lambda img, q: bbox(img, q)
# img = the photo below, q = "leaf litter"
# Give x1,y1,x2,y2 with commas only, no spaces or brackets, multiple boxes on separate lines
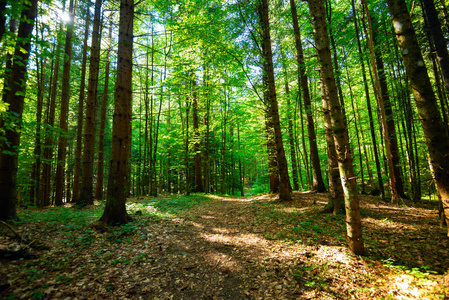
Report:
0,192,448,299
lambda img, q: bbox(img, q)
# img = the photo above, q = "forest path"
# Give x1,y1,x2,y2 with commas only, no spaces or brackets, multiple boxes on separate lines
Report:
1,192,448,299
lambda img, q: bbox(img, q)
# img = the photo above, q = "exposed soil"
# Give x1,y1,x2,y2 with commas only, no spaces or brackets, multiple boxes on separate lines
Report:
1,192,448,299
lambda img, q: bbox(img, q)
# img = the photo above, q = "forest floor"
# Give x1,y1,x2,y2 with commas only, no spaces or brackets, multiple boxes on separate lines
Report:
0,192,448,299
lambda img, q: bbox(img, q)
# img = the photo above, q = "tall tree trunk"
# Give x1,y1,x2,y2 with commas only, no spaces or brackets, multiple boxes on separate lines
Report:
266,113,280,193
192,77,204,192
79,0,102,205
0,0,37,220
362,0,406,201
308,0,365,255
282,60,300,191
100,0,134,225
258,0,291,201
29,21,46,205
221,88,227,194
2,18,18,109
319,70,344,214
185,97,191,195
95,18,112,200
41,43,59,207
72,9,90,203
290,0,325,192
204,67,210,193
55,0,75,206
343,52,365,194
386,0,449,233
422,0,449,98
352,0,384,200
325,0,347,125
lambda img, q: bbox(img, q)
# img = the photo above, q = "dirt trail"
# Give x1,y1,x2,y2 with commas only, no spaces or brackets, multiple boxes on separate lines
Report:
1,192,448,299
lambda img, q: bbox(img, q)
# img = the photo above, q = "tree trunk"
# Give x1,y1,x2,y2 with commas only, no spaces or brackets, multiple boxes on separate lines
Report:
386,0,449,233
95,18,112,200
308,0,365,255
282,60,300,191
204,67,210,193
362,0,406,201
422,0,449,98
343,49,365,194
266,113,280,194
352,0,384,200
29,22,46,205
192,78,204,192
258,0,291,201
0,0,37,221
319,70,344,215
290,0,325,193
79,0,102,205
100,0,134,225
72,9,90,203
55,0,75,206
325,0,347,125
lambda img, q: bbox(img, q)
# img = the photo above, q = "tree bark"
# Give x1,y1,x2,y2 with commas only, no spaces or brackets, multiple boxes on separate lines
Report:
72,9,90,203
351,0,384,200
0,0,37,220
100,0,134,225
362,0,406,201
29,21,45,205
290,0,325,193
192,78,204,192
282,59,300,191
258,0,291,201
422,0,449,98
95,18,112,200
319,69,344,214
79,0,102,205
55,0,75,206
308,0,365,255
386,0,449,233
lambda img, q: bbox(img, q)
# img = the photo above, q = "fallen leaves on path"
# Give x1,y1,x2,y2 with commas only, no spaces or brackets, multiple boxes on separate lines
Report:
0,192,448,299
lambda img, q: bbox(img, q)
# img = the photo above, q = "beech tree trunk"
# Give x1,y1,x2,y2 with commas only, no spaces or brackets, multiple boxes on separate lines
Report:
0,0,37,221
258,0,291,201
308,0,365,255
100,0,134,225
55,0,75,206
386,0,449,234
79,0,102,205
